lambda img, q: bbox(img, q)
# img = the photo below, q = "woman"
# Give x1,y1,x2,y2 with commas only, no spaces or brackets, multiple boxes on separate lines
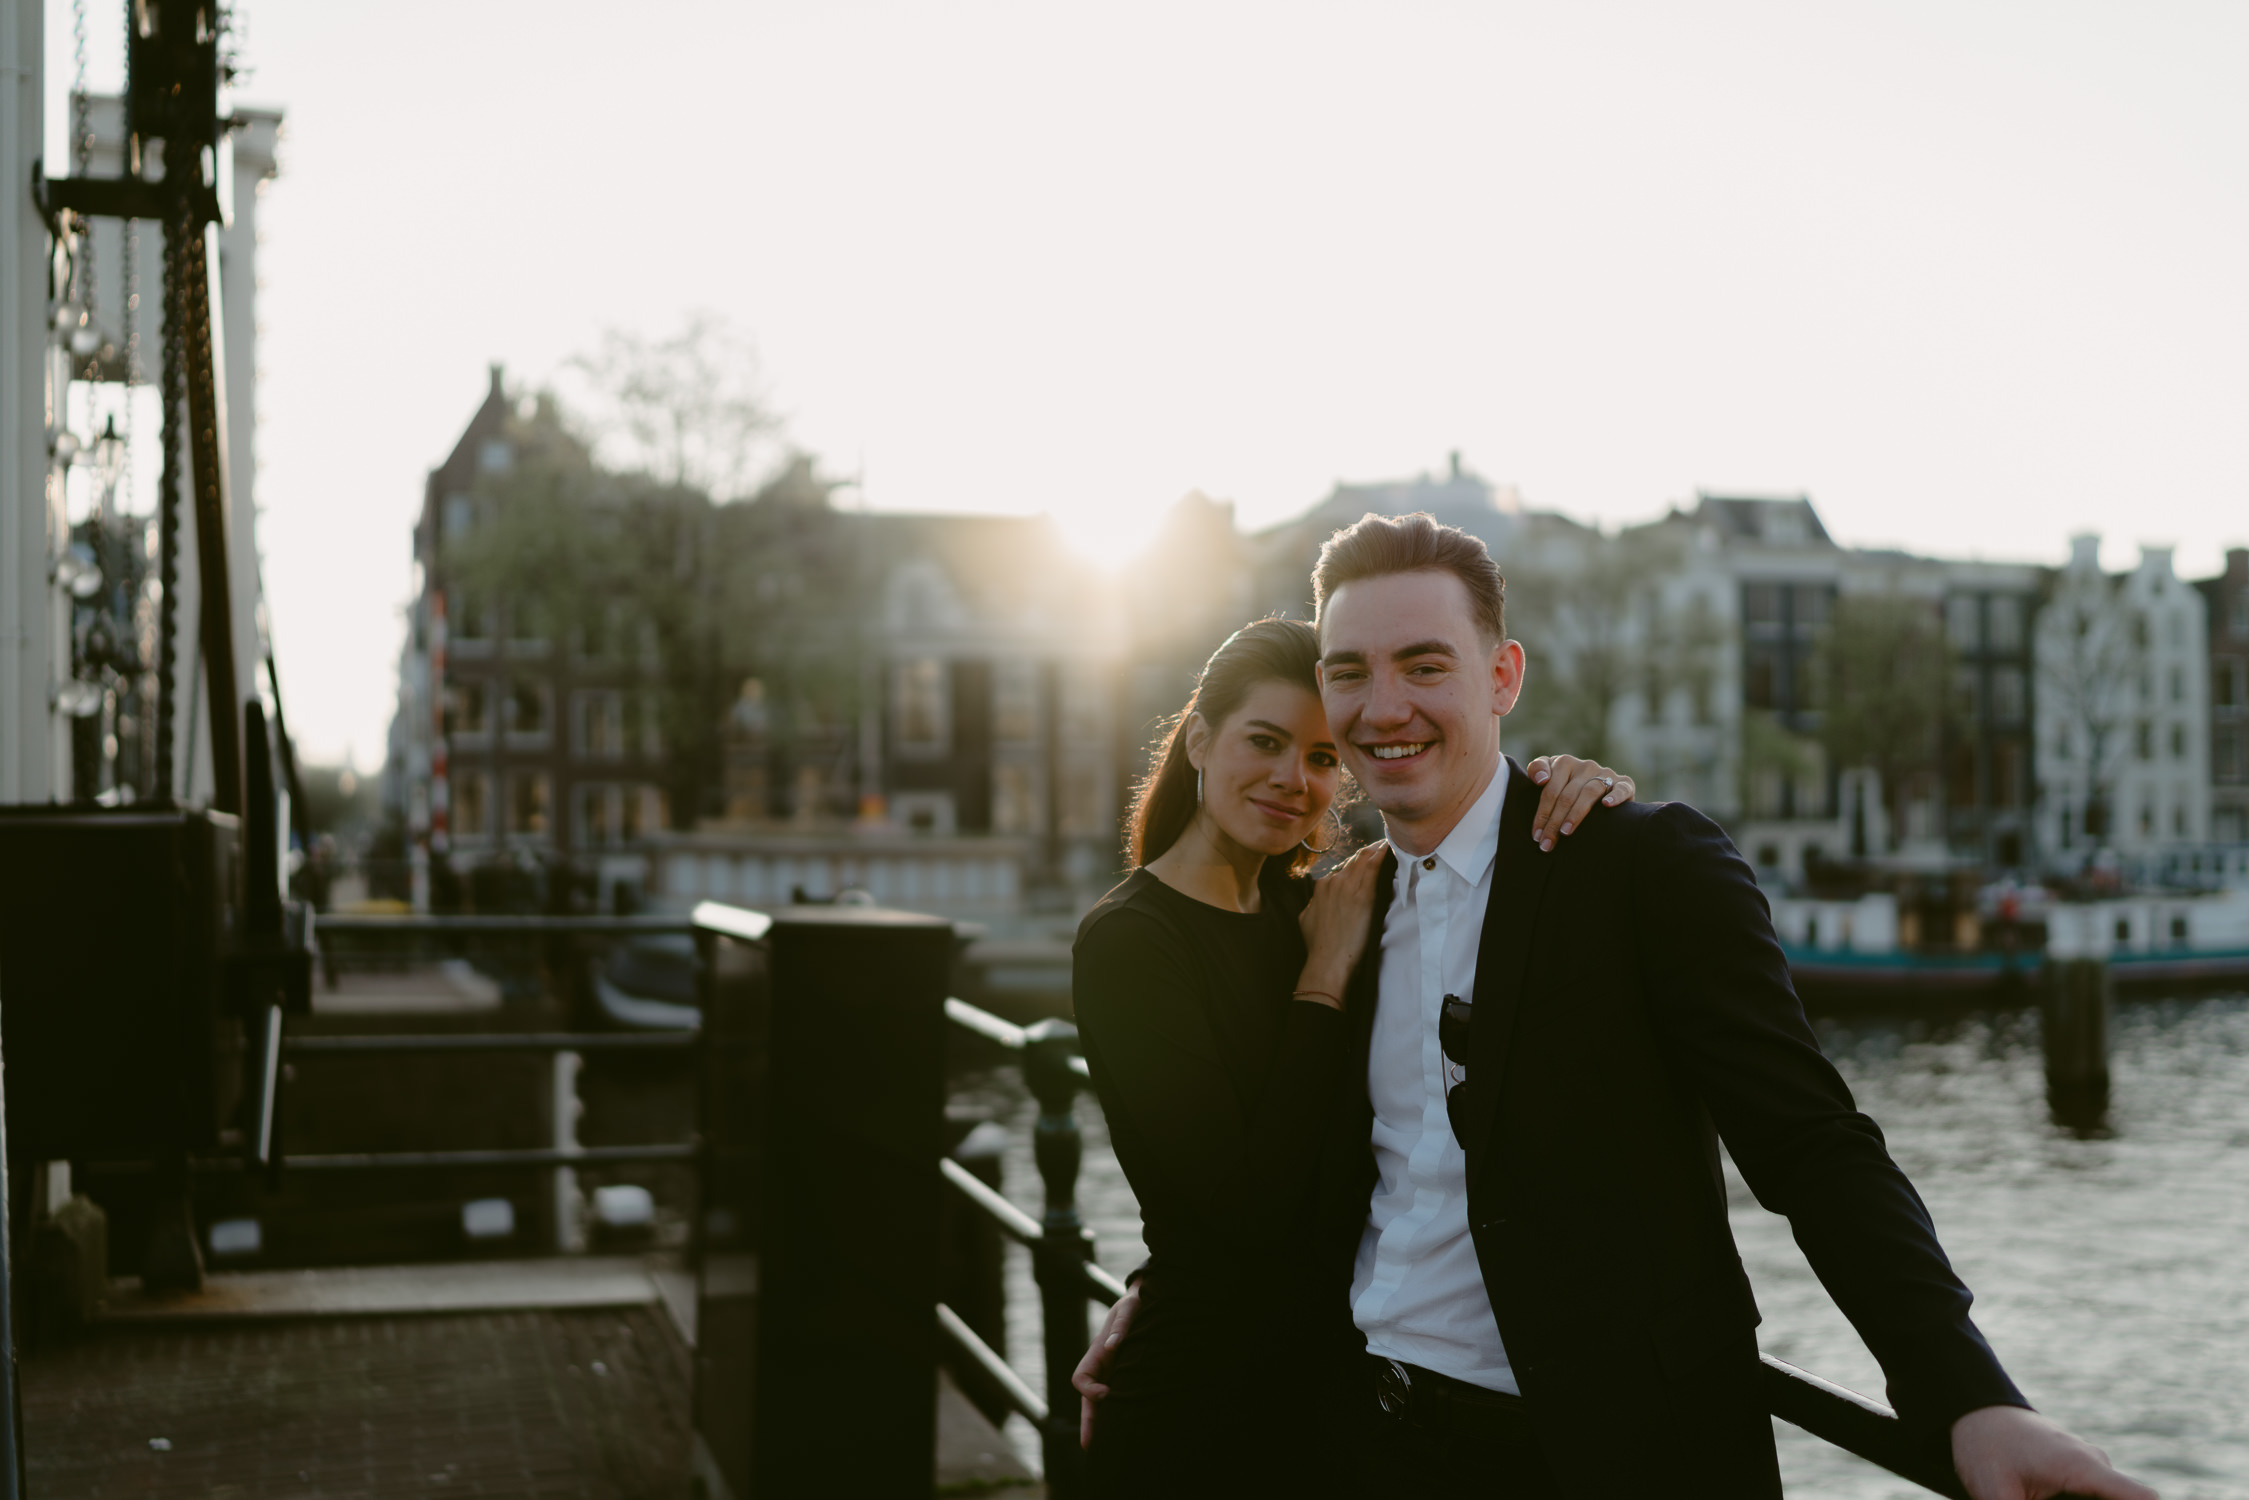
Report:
1069,617,1632,1498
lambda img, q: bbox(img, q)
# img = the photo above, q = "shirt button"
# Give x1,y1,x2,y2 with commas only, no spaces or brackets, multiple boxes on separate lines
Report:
1422,857,1436,871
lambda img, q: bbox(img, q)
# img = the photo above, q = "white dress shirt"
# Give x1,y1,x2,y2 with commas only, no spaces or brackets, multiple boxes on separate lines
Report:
1349,758,1517,1392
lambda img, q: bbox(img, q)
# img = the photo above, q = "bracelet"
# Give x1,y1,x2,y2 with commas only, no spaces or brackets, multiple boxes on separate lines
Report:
1292,988,1344,1008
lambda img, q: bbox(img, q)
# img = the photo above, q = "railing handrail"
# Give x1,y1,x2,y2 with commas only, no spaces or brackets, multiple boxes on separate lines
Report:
945,996,1091,1080
319,913,698,934
284,1032,698,1055
936,992,1998,1499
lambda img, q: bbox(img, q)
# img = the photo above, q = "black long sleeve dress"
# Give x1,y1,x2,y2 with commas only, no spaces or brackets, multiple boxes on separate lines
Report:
1072,860,1359,1499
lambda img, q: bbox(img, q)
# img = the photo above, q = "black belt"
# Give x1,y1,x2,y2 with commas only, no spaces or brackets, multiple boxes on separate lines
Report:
1365,1355,1538,1444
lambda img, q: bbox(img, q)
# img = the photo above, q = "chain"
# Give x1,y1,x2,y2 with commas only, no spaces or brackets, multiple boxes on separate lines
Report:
69,0,94,351
154,212,185,804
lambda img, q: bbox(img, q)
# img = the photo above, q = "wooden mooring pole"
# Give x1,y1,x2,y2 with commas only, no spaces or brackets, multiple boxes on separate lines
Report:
2043,955,2112,1132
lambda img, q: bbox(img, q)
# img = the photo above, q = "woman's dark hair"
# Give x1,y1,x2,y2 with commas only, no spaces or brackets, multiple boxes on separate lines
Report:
1127,616,1334,875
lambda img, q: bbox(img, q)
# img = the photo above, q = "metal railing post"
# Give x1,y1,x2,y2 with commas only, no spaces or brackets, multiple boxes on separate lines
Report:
1023,1019,1091,1497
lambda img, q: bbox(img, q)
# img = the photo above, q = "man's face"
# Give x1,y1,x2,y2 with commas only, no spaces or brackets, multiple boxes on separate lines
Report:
1317,569,1525,843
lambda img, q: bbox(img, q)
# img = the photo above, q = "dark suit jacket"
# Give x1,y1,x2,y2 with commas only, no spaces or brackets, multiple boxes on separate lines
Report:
1311,758,2025,1498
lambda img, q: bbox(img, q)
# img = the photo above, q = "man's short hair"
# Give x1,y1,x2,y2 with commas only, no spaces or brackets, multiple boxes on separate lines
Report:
1312,511,1508,645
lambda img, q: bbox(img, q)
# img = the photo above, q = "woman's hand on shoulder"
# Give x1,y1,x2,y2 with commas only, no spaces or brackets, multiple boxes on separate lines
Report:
1295,841,1388,1007
1524,755,1634,853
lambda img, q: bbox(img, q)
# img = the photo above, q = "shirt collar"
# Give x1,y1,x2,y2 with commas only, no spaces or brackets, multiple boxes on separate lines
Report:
1393,758,1508,889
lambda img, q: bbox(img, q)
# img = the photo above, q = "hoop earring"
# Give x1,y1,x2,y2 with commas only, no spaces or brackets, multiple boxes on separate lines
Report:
1300,809,1340,855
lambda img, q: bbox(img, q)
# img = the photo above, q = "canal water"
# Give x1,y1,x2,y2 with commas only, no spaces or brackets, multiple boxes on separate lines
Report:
955,992,2249,1497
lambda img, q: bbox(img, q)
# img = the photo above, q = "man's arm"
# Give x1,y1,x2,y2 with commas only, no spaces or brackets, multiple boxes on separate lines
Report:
1633,803,2157,1500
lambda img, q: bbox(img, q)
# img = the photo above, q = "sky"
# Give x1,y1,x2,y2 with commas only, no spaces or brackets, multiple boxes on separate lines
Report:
44,1,2249,767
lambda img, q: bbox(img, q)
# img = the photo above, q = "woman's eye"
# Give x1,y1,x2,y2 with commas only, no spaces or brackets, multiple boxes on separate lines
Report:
1311,753,1338,768
1249,734,1278,751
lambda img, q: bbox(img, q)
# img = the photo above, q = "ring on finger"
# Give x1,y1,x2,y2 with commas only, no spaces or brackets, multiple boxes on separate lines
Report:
1599,777,1615,788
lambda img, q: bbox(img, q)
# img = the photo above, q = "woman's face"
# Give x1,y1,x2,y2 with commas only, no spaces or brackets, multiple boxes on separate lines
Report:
1186,680,1341,858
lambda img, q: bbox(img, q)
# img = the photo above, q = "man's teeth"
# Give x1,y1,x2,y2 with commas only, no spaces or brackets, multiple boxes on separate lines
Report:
1369,743,1430,760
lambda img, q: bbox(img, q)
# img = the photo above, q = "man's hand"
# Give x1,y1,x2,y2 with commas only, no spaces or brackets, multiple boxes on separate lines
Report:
1952,1405,2159,1500
1071,1284,1141,1450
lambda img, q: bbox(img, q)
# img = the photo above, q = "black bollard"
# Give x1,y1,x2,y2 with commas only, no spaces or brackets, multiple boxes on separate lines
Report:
2043,955,2112,1132
689,902,954,1500
1024,1019,1093,1499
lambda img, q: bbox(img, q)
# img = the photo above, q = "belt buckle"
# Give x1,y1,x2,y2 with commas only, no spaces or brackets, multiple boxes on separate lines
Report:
1374,1359,1415,1421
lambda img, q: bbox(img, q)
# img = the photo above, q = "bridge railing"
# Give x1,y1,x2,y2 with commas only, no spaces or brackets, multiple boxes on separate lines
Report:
934,990,1991,1500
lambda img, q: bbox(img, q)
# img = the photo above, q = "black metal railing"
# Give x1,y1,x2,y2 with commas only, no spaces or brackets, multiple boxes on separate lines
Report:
934,993,1989,1500
135,914,706,1195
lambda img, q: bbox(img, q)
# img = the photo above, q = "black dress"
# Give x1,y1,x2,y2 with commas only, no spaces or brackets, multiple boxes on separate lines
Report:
1072,861,1357,1499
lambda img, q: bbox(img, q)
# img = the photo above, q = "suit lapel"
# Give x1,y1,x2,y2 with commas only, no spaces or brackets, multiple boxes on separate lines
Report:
1344,846,1399,1091
1461,757,1554,1174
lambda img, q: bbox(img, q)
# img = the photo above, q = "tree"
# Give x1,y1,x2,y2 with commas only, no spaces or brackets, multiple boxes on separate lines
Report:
443,392,864,831
2037,570,2142,847
1815,594,1956,848
562,312,779,500
1508,527,1702,768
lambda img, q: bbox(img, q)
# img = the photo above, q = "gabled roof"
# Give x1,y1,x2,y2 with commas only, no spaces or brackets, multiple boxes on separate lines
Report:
1693,494,1834,546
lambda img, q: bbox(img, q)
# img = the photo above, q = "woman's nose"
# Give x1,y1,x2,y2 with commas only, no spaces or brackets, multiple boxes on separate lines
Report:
1272,758,1308,792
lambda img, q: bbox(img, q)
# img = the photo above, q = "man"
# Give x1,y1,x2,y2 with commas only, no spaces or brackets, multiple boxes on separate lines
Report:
1080,513,2155,1499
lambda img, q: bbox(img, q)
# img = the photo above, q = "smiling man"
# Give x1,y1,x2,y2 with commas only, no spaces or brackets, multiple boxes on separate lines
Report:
1298,511,2152,1499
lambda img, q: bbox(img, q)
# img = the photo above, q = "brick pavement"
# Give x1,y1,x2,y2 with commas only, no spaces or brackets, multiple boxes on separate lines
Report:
20,1307,694,1499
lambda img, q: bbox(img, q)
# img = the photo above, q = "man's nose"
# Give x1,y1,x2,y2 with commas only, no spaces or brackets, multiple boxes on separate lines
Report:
1363,669,1413,726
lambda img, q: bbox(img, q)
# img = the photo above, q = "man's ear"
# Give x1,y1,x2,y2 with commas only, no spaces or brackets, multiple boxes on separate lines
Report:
1490,640,1527,717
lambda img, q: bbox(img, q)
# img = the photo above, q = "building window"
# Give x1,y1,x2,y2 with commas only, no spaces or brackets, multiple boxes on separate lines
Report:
577,784,616,848
625,785,665,840
994,661,1039,744
1987,597,2023,652
574,690,626,760
2136,721,2153,760
479,439,514,474
1992,741,2024,809
1060,766,1105,837
2215,658,2243,711
1946,596,1981,650
452,593,489,643
2171,722,2188,760
635,693,665,757
443,494,473,538
894,658,948,752
1952,668,1980,724
2234,589,2249,637
514,599,551,647
443,680,490,739
1991,668,2025,726
507,679,552,740
453,771,491,839
1948,741,1978,811
508,772,551,836
2170,666,2184,703
993,763,1038,835
2218,729,2245,781
575,605,622,665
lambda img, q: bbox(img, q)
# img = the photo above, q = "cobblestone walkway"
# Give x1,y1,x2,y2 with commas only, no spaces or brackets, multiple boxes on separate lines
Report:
21,1307,693,1499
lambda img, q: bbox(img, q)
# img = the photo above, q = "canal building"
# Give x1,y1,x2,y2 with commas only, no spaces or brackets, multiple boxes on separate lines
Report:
2033,535,2213,866
2195,547,2249,847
